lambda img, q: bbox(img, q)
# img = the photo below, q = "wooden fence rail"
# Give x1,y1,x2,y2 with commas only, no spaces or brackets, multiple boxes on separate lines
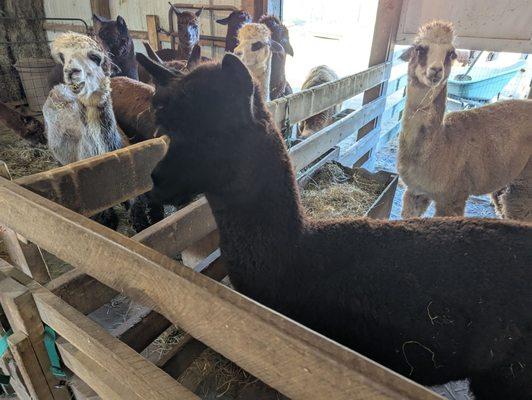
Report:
0,176,441,400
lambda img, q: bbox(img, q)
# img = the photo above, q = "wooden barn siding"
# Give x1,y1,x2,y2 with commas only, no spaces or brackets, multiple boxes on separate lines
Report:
43,0,244,59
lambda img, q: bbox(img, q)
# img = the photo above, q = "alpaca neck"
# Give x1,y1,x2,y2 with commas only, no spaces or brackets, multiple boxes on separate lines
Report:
206,121,305,291
177,42,193,60
78,79,122,157
226,24,245,52
252,56,272,102
401,77,447,145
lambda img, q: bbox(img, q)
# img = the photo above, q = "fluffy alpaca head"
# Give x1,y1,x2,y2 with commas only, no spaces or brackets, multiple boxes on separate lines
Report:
169,4,202,48
92,14,133,69
137,53,264,204
400,20,457,88
258,15,294,56
234,24,283,81
51,32,111,100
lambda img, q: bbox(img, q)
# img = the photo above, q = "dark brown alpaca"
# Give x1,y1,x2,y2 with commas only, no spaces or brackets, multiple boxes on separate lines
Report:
156,4,207,62
216,10,252,52
140,53,532,400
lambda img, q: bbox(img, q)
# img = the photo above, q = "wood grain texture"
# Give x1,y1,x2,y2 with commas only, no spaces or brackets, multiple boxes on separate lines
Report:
0,177,442,400
7,332,53,400
15,138,167,217
0,274,70,400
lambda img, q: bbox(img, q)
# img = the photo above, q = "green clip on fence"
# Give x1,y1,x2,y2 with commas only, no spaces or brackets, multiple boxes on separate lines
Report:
0,326,66,387
0,329,13,385
44,325,67,379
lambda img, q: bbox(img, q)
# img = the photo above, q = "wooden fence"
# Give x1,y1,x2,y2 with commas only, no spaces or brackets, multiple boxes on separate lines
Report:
0,61,428,400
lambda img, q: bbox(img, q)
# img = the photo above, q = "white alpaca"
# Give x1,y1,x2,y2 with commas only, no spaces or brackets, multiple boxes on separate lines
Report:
397,21,531,219
44,32,124,165
234,23,284,102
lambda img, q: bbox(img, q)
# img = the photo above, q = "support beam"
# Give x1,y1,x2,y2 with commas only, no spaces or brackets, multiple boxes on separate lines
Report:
90,0,111,19
0,177,442,400
356,0,404,168
7,332,52,400
146,15,162,51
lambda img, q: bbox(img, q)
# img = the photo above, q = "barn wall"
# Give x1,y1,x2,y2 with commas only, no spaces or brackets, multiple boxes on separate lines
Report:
396,0,532,53
43,0,245,59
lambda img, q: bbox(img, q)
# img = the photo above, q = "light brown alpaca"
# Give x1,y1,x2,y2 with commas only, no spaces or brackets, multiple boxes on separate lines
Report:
397,20,532,218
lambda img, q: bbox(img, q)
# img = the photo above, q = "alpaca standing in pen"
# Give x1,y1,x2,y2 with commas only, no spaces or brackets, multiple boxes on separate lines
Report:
397,20,531,219
139,52,532,400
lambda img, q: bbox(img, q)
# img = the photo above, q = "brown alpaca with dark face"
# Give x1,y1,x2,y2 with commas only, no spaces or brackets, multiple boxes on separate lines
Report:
139,53,532,400
156,4,203,62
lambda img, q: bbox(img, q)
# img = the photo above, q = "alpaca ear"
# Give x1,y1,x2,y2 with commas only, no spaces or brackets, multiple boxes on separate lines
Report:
222,53,253,93
136,53,177,86
116,16,128,33
168,2,182,16
282,38,294,56
92,13,104,31
270,40,285,54
142,41,164,64
216,16,230,25
400,46,414,62
195,7,203,17
186,45,201,70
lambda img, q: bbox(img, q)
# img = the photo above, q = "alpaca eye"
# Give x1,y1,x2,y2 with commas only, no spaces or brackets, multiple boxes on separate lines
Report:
58,52,65,64
416,46,427,55
88,52,102,65
448,50,457,60
251,41,266,51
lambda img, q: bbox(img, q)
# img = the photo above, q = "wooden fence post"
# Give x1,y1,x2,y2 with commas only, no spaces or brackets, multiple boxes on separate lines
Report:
0,162,51,284
0,275,70,400
90,0,111,19
353,0,404,169
147,15,162,51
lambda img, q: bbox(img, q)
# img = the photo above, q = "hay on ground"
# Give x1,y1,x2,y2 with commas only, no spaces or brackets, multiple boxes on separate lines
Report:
301,162,386,220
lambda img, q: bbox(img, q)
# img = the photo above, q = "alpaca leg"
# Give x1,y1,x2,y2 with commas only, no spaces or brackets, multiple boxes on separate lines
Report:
129,193,165,233
496,160,532,222
490,188,505,218
469,363,532,400
401,190,431,218
92,208,119,231
434,198,466,217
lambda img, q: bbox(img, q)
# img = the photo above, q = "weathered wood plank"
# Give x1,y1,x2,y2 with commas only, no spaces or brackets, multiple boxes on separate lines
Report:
0,177,442,400
0,162,50,284
0,274,70,400
290,97,386,172
135,196,216,257
146,15,162,51
15,138,167,217
58,339,141,400
268,62,390,128
45,270,116,315
31,287,198,400
7,332,53,400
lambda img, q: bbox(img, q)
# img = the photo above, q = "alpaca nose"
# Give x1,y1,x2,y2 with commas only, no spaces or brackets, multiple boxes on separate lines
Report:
67,68,81,80
429,66,442,76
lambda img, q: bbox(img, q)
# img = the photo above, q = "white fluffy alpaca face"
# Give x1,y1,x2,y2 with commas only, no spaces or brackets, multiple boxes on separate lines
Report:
234,39,271,69
57,48,108,97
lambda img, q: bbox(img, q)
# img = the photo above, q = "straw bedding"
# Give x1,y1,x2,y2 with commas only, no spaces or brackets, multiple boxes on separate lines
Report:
301,162,386,219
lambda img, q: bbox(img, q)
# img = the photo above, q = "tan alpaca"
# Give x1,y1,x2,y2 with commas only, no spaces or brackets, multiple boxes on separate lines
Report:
397,20,532,218
234,23,283,101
